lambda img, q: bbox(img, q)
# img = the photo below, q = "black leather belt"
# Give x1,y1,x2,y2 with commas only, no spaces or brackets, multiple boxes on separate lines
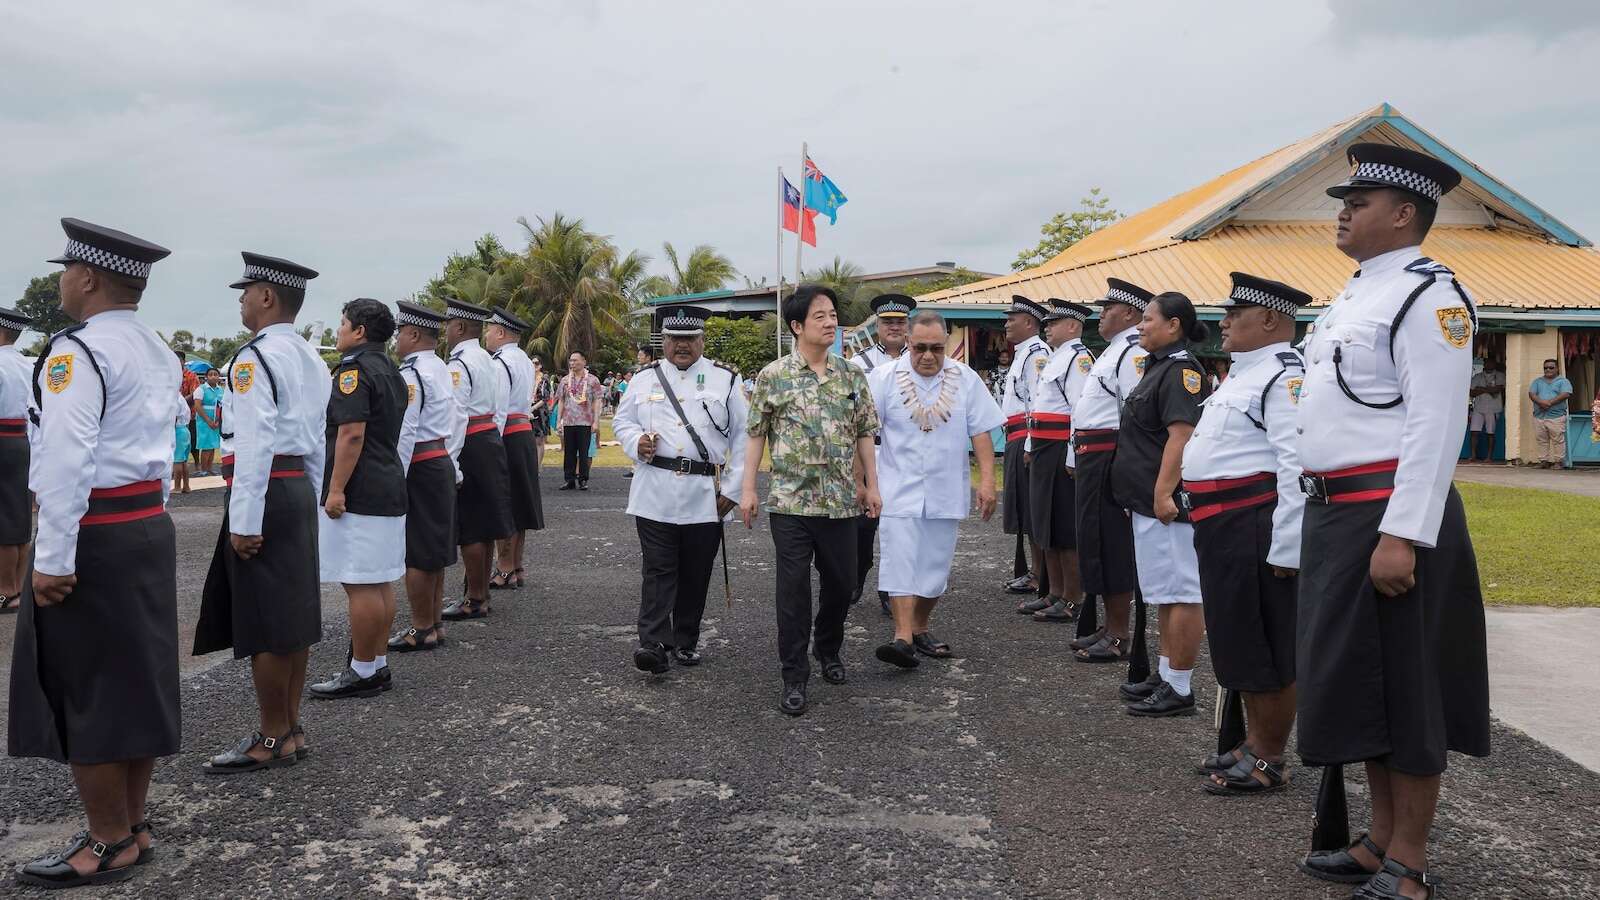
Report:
647,455,717,477
1299,461,1397,505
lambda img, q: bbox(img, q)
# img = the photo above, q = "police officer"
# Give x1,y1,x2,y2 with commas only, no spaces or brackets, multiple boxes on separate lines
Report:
311,298,409,699
1295,144,1489,899
1180,273,1307,792
1069,279,1150,664
0,307,35,614
485,308,545,591
9,219,185,887
999,296,1049,595
388,301,459,652
1022,300,1095,622
441,298,514,620
195,252,329,772
613,306,748,673
849,292,915,615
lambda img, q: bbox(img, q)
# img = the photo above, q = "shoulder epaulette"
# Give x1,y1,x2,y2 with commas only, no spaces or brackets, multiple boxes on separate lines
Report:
32,323,107,420
712,360,738,375
1170,349,1190,360
1276,351,1304,369
1126,333,1140,344
1405,257,1455,278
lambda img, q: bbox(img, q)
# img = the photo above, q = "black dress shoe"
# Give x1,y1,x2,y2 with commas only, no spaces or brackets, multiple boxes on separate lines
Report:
203,731,296,775
816,655,847,684
1003,574,1037,594
378,665,393,692
578,481,589,491
308,667,384,700
1298,833,1385,884
16,832,139,888
1119,671,1163,702
672,647,702,667
779,681,808,716
559,482,576,491
1125,682,1197,717
633,643,669,674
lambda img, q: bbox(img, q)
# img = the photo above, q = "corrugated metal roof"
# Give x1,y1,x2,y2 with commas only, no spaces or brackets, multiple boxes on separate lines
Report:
926,224,1600,311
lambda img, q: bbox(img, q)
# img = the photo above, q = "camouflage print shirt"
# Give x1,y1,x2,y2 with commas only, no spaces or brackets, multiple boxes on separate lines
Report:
748,351,880,518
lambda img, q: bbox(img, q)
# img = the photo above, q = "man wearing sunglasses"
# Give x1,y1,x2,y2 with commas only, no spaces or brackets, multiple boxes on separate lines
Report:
1529,359,1572,468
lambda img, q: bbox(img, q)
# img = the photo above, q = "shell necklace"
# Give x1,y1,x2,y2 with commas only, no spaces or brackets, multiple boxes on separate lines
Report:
896,366,959,432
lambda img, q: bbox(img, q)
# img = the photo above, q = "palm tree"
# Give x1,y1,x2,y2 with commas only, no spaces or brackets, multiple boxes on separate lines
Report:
651,242,738,296
803,256,868,325
514,213,631,362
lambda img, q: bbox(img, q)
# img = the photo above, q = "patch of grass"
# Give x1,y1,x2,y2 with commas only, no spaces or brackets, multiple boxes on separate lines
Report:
1457,482,1599,608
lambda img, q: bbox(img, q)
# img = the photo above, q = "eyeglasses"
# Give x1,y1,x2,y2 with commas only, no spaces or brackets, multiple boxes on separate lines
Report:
911,343,946,355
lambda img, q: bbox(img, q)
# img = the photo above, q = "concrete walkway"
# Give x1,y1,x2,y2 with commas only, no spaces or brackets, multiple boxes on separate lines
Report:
1486,606,1600,772
1453,461,1600,496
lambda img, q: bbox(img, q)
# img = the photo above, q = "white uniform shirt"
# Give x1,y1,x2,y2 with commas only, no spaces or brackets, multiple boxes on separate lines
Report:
446,338,502,462
1470,369,1504,417
1073,326,1147,430
491,343,536,432
0,344,33,423
867,354,1006,519
613,356,749,525
1026,338,1094,462
222,322,331,535
848,343,903,374
397,349,459,476
30,310,185,576
1298,245,1475,548
1000,335,1049,426
1181,342,1305,568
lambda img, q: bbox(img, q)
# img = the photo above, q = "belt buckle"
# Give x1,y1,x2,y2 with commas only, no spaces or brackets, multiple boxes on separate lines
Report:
675,458,692,477
1299,473,1328,504
1176,490,1192,512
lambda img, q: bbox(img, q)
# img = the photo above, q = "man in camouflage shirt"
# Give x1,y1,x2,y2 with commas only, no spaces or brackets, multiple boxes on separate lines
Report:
741,284,881,716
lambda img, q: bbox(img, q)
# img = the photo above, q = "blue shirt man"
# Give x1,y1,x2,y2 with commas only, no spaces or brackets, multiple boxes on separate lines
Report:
1530,364,1573,420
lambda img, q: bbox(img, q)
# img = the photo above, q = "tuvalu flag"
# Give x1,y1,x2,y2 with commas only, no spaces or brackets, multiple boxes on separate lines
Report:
803,156,847,224
782,175,817,246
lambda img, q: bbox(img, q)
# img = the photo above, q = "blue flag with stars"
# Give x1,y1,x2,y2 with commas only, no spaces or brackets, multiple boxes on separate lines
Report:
803,156,847,224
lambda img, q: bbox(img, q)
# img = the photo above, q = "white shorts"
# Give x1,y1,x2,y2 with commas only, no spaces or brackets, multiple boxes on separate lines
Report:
877,516,960,599
1469,411,1497,433
319,511,407,585
1130,512,1203,605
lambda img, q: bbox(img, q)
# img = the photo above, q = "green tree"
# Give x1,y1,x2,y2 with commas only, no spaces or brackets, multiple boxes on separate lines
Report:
642,242,738,298
167,329,198,353
802,256,866,325
704,317,779,376
514,212,632,364
16,272,70,353
1012,188,1123,271
204,330,254,367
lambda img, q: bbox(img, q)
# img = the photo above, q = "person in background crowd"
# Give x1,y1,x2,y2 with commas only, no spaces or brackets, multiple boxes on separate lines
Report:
1467,358,1503,462
1592,387,1600,442
192,367,224,475
311,298,408,699
0,307,33,613
172,372,192,495
635,346,655,371
1528,358,1572,468
557,350,603,491
531,359,552,465
180,354,201,468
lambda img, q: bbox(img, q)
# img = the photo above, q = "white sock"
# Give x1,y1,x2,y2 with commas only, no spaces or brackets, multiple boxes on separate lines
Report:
374,655,388,670
1168,667,1193,697
351,657,379,679
1158,656,1171,683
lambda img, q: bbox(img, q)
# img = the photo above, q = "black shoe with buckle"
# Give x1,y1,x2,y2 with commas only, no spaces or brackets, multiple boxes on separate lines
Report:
1119,671,1163,702
1125,682,1197,717
1353,857,1442,899
309,667,384,700
633,642,669,674
203,730,297,775
1298,833,1386,884
779,681,808,716
1003,574,1037,594
16,831,140,888
378,665,393,692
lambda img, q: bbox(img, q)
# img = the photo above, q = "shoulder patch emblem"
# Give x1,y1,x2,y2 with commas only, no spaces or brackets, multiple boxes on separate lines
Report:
406,383,416,404
1286,376,1303,405
233,362,256,394
1033,356,1048,374
45,354,73,394
451,370,462,389
338,369,359,395
1077,355,1093,374
1182,369,1202,395
1435,307,1471,349
1134,356,1147,376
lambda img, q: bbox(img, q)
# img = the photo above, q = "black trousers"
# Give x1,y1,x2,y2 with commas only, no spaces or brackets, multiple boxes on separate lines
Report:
562,425,592,484
636,517,720,651
770,513,856,683
853,514,879,600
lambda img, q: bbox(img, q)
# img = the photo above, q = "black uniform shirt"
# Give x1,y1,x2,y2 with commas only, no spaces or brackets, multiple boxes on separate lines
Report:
1111,342,1211,518
324,342,408,516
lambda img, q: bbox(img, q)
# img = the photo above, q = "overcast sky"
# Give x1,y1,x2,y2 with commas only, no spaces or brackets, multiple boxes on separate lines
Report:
5,0,1599,340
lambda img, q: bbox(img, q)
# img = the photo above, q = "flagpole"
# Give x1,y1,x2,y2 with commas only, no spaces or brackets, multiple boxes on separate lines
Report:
795,141,807,292
776,165,786,355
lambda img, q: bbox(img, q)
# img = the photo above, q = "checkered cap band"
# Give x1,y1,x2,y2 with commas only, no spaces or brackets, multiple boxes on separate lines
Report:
876,299,911,315
0,312,28,331
241,263,307,290
1060,307,1088,322
397,310,441,330
662,313,705,333
1229,285,1300,316
1105,287,1148,310
446,304,490,322
1009,299,1043,319
59,239,151,278
1351,161,1443,202
490,311,523,332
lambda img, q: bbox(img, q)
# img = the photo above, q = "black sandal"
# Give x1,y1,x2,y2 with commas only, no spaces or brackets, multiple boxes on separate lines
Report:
0,594,19,614
1073,634,1128,663
1195,743,1244,776
292,723,310,761
387,625,437,653
1068,627,1107,652
874,639,919,669
433,621,447,645
1202,750,1289,796
1299,833,1386,884
441,599,489,620
512,568,526,589
131,821,154,865
912,632,953,659
16,831,140,888
489,568,513,590
202,730,297,775
1353,857,1443,899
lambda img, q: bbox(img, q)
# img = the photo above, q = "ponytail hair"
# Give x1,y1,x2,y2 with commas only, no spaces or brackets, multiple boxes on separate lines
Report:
1150,291,1208,344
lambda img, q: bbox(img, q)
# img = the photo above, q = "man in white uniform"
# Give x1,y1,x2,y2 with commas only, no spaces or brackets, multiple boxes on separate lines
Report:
1022,300,1095,622
614,306,748,673
441,299,514,621
849,293,915,615
486,308,544,590
0,307,35,614
868,311,1004,668
999,297,1049,596
1467,359,1503,462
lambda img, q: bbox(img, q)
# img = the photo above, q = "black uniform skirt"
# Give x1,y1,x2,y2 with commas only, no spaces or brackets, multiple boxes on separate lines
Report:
1002,437,1031,536
1072,446,1137,595
1027,439,1076,550
9,515,179,764
1296,486,1491,775
0,434,29,545
456,430,515,546
406,455,458,571
1194,502,1295,692
193,477,322,660
503,429,546,532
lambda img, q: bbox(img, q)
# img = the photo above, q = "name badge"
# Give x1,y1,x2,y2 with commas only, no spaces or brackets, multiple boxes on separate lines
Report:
649,390,666,402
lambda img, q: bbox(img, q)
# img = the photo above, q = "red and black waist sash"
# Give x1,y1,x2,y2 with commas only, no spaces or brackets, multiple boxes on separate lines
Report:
220,454,306,487
1072,427,1117,455
412,438,449,463
1028,412,1071,441
467,414,498,436
1004,414,1028,442
0,418,25,438
503,413,533,435
1180,472,1276,523
1299,460,1397,505
82,480,165,526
